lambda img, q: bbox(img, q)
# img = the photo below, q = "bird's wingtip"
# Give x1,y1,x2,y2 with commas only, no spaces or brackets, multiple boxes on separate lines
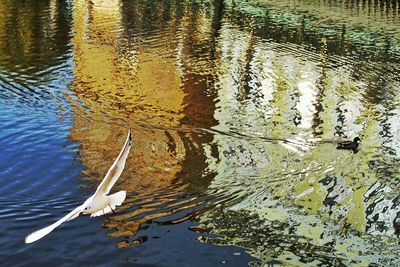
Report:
128,129,132,144
25,234,35,244
24,230,44,244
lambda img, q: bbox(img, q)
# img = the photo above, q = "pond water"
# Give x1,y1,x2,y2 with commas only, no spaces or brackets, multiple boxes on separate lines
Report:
1,0,399,266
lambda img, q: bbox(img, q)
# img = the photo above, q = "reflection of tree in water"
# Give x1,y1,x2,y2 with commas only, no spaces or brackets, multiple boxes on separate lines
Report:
0,0,73,71
68,0,226,248
0,0,75,111
192,1,400,265
196,206,399,266
194,135,399,265
5,0,398,264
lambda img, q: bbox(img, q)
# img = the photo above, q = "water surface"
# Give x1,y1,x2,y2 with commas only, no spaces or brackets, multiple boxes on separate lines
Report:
1,0,399,266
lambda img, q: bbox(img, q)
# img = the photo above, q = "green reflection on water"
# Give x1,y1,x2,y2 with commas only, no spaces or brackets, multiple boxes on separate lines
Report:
195,0,400,266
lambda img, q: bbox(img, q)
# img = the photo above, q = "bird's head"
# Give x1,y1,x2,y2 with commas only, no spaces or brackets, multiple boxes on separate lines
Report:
353,137,361,143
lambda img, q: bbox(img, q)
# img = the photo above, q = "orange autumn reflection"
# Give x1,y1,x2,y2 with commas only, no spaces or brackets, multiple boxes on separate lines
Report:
70,0,185,188
69,0,217,242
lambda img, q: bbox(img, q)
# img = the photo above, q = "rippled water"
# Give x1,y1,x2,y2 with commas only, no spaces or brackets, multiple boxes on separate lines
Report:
1,0,400,266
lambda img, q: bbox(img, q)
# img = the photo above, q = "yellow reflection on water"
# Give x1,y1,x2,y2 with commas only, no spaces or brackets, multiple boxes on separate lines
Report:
70,0,188,181
68,0,211,242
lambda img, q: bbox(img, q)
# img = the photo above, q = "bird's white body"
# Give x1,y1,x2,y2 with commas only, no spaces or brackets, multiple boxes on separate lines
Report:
25,129,132,243
82,190,126,217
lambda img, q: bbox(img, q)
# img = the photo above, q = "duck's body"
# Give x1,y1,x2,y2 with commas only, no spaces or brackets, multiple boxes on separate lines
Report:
336,137,361,150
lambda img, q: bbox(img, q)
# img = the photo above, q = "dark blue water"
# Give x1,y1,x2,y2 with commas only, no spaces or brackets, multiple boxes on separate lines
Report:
1,0,400,266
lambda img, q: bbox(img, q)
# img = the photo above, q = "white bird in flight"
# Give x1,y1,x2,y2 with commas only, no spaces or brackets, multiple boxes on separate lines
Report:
25,129,132,243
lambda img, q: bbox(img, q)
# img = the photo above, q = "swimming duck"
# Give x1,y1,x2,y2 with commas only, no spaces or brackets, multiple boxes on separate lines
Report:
336,137,361,150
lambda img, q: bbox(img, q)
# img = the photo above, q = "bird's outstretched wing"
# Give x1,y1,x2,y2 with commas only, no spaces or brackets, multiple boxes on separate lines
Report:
93,129,132,197
25,204,84,243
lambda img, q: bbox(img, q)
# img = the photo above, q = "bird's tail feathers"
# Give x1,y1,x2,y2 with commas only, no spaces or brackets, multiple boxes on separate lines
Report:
109,190,126,207
90,191,126,217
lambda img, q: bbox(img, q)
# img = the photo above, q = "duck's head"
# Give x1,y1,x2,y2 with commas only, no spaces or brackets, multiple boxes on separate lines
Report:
353,137,361,143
